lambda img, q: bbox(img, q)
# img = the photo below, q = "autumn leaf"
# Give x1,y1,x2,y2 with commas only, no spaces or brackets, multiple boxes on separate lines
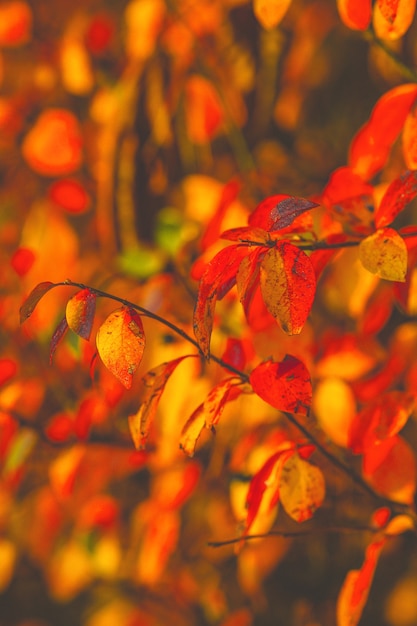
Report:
279,452,325,523
49,317,69,364
236,247,266,321
201,179,241,250
375,170,417,228
180,377,242,457
193,245,248,358
253,0,292,29
185,75,224,144
221,226,270,244
19,281,56,323
373,0,416,39
250,356,312,416
336,0,372,29
128,355,196,449
359,228,407,281
65,289,96,340
96,307,145,389
259,242,316,334
248,194,318,232
349,84,417,181
402,105,417,168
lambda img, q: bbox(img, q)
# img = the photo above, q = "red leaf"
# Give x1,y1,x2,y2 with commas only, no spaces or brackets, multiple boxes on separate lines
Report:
236,247,266,321
322,166,374,205
250,356,312,415
349,84,417,181
193,245,248,358
348,391,415,453
0,359,18,388
337,0,372,29
48,178,90,214
180,377,242,457
49,317,69,364
375,170,417,228
259,242,316,334
201,179,240,250
96,307,145,389
10,247,36,276
65,289,96,340
45,413,74,443
19,281,55,323
221,338,247,371
128,355,196,449
249,194,318,232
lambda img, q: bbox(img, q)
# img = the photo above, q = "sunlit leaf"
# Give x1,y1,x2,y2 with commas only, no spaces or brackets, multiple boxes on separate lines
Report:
0,1,32,46
248,194,318,232
250,356,312,415
180,377,242,457
48,179,91,214
201,179,241,250
336,0,372,29
359,227,407,281
193,245,248,358
3,429,37,476
363,435,416,504
96,307,145,389
260,242,316,334
128,355,196,449
402,105,417,169
349,84,417,180
0,539,16,592
22,109,83,176
253,0,292,29
373,0,416,39
337,536,386,626
279,453,325,523
65,289,96,341
185,75,224,144
19,281,55,323
313,378,356,448
236,247,266,320
221,226,270,244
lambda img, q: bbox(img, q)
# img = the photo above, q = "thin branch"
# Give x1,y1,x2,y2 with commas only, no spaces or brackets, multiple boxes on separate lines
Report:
365,27,417,82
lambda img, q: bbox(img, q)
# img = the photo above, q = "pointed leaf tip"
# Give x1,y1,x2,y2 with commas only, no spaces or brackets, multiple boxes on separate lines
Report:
19,281,56,324
96,307,145,389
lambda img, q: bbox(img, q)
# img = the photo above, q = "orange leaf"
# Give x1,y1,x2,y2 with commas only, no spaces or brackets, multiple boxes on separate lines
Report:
180,377,242,457
19,281,55,323
22,109,83,176
363,435,416,504
250,356,312,416
260,242,316,334
402,104,417,168
193,245,248,358
337,0,372,30
359,227,407,282
375,171,417,228
349,84,417,181
253,0,292,29
313,378,356,448
128,355,196,449
373,0,416,39
185,75,224,144
96,307,145,389
0,1,32,46
337,536,386,626
279,452,325,523
348,391,415,453
248,194,318,232
201,179,241,250
0,359,18,388
65,289,96,341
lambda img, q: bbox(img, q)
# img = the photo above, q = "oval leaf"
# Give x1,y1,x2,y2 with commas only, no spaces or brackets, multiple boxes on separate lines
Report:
279,453,325,523
373,0,416,39
337,0,372,29
19,281,55,323
249,194,318,232
250,356,312,416
253,0,292,29
260,242,316,334
128,355,196,449
96,307,145,389
359,228,407,282
65,288,96,340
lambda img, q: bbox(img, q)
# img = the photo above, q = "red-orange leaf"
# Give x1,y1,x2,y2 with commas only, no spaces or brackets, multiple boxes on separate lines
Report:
349,84,417,181
259,242,316,334
337,536,386,626
375,170,417,228
96,307,145,389
19,281,55,323
249,194,318,232
236,247,266,320
65,289,96,340
402,104,417,168
201,179,240,250
337,0,372,29
250,356,312,415
221,226,270,244
128,355,196,449
49,317,69,364
180,377,242,457
193,245,248,358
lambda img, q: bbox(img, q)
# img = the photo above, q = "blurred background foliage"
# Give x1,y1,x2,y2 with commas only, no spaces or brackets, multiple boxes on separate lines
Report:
1,1,417,625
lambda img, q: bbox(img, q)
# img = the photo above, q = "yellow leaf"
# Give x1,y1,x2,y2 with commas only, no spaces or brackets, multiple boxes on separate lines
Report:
96,307,145,389
253,0,292,29
359,228,407,282
279,453,325,522
313,378,356,448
